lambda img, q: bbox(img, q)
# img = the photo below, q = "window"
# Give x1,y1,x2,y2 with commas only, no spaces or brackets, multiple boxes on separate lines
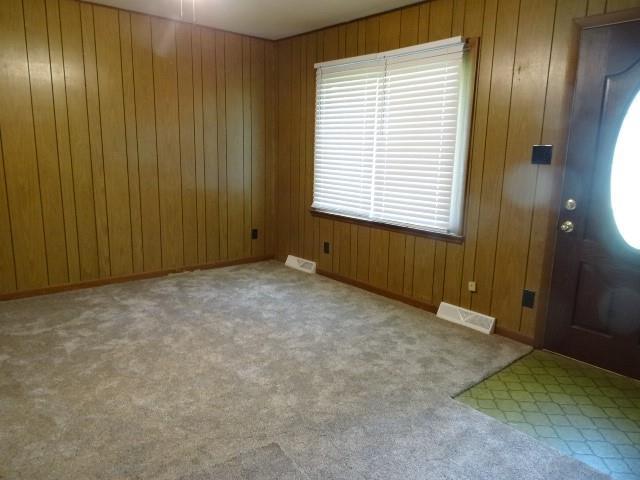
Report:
312,37,474,237
611,87,640,250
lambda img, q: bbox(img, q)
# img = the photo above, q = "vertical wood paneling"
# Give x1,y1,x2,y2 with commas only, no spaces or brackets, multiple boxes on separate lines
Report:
443,243,464,305
379,10,401,49
201,28,220,262
152,18,184,269
216,31,229,259
606,0,640,11
369,229,390,289
318,218,334,271
459,0,496,309
276,39,291,260
587,0,607,14
192,27,206,264
388,233,406,294
418,2,431,43
413,238,436,303
303,33,318,262
264,41,277,257
491,0,556,331
403,236,415,297
453,0,466,34
242,37,253,258
400,5,420,46
349,224,359,279
81,2,111,278
364,16,380,54
432,242,447,306
289,36,302,258
429,0,454,40
356,226,371,282
225,33,245,260
94,5,133,276
463,0,486,37
471,0,520,314
176,23,198,266
46,0,81,283
119,10,144,273
1,0,273,295
131,13,162,272
0,132,17,292
335,223,351,277
0,0,49,289
23,0,69,285
251,38,266,256
299,35,309,262
59,0,100,280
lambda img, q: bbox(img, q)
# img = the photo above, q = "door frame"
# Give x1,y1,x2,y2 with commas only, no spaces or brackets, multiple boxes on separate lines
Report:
538,7,640,349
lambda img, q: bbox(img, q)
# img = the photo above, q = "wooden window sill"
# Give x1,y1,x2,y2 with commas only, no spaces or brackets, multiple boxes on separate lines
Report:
310,208,464,244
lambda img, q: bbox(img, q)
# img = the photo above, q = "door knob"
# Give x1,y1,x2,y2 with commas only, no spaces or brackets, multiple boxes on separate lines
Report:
560,220,574,233
564,198,577,211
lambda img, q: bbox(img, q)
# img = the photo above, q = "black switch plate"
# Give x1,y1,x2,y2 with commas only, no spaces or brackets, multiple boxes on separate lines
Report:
532,145,553,165
323,241,330,254
522,290,536,308
251,228,258,239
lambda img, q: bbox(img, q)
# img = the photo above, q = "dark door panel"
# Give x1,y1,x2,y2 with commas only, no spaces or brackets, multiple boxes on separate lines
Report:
546,15,640,379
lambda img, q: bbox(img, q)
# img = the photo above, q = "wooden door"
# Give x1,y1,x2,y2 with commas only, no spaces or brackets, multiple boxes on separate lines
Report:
545,12,640,379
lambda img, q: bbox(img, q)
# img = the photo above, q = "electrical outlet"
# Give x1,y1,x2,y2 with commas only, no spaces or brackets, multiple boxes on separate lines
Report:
323,241,330,254
468,281,477,293
522,290,536,308
251,228,258,240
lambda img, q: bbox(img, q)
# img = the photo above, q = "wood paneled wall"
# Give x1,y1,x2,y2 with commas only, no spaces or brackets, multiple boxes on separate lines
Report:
274,0,640,341
0,0,276,295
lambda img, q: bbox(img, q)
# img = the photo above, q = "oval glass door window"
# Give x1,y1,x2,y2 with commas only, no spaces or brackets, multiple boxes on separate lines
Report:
611,88,640,250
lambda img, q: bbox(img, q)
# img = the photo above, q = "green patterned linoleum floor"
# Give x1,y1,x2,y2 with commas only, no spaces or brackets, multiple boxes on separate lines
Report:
457,350,640,479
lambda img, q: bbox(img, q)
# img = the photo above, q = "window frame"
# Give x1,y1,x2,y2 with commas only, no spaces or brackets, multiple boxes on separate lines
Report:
310,37,479,243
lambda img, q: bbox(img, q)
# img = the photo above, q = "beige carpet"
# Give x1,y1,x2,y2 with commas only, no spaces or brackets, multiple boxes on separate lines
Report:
0,261,607,479
178,443,307,480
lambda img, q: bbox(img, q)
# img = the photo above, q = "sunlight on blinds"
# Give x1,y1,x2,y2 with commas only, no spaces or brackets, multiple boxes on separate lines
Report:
312,37,472,235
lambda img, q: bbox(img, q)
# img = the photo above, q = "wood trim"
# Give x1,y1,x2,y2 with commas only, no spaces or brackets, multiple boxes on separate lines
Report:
0,255,274,302
310,208,465,244
576,7,640,29
317,267,438,313
495,326,535,347
318,267,535,346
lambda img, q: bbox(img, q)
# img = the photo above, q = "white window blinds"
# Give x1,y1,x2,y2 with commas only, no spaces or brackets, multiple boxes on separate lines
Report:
312,37,473,235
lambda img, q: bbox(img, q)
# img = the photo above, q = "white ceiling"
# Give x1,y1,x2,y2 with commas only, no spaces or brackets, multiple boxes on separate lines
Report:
90,0,420,40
